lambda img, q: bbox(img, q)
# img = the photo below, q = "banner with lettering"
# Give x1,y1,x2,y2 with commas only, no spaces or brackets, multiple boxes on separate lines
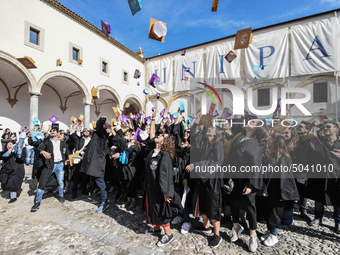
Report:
147,57,173,95
291,17,338,76
174,49,204,92
245,28,289,79
206,41,241,85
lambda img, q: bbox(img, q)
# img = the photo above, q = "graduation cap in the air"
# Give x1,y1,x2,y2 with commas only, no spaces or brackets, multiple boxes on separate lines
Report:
181,50,186,56
121,115,128,125
91,86,99,100
143,88,150,95
149,18,167,43
137,82,140,86
179,102,185,113
92,121,96,128
319,115,328,120
101,20,111,37
253,65,260,72
225,51,237,63
253,76,259,84
190,117,197,126
160,108,165,115
134,69,141,79
213,110,219,117
78,114,84,122
134,127,149,142
33,131,44,142
49,115,58,124
148,73,161,87
145,116,152,125
17,56,37,69
56,59,62,67
185,67,190,72
212,0,219,12
134,113,141,121
156,93,160,99
199,114,214,128
125,103,130,108
70,116,75,123
128,0,142,16
234,27,252,50
208,102,216,115
112,107,121,117
33,117,40,126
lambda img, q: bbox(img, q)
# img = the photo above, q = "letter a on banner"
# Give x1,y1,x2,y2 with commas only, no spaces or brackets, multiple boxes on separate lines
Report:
304,36,331,60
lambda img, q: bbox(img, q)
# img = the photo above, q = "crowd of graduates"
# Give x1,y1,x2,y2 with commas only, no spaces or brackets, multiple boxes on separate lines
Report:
1,107,340,251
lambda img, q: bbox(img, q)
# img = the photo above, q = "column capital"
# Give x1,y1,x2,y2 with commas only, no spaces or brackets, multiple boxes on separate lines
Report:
28,92,42,96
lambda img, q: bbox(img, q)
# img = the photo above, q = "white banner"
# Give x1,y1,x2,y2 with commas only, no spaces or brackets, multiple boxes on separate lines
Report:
174,49,204,92
245,28,289,79
291,17,338,76
147,57,173,95
206,41,241,84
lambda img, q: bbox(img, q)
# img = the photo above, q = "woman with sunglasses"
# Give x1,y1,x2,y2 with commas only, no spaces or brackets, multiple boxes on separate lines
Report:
260,130,299,246
228,119,268,252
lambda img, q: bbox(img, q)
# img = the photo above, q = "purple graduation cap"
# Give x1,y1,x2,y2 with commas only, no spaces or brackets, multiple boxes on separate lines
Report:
213,110,219,117
189,117,196,126
163,117,168,123
49,115,58,124
226,109,233,120
152,106,156,112
139,71,141,77
134,69,140,79
128,0,142,16
101,20,111,37
145,116,152,125
121,114,128,125
134,127,148,142
181,50,186,56
148,73,161,88
137,82,140,86
156,93,160,99
185,67,190,72
160,108,165,115
134,113,141,121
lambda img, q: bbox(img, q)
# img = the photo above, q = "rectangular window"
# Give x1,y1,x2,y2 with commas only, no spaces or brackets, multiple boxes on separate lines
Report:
258,88,270,107
124,72,128,82
102,62,107,73
313,82,328,103
72,48,79,61
29,28,39,45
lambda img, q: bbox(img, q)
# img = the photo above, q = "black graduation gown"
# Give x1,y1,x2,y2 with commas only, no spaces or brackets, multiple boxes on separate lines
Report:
228,135,263,212
28,138,44,180
81,117,109,178
194,140,225,221
306,138,340,207
122,144,140,194
37,139,69,189
0,149,26,192
145,150,182,225
262,154,299,202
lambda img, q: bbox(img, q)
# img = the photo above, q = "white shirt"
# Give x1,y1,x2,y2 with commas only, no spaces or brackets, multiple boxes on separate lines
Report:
152,149,160,158
51,138,62,162
83,137,91,147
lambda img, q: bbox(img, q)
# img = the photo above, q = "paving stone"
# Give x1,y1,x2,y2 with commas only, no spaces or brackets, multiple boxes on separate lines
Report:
102,233,124,246
86,227,108,239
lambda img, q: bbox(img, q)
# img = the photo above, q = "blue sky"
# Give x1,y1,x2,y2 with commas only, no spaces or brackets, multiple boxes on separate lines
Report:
57,0,340,57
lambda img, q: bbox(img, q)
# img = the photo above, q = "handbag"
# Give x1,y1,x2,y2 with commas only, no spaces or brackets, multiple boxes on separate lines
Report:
256,172,273,197
222,178,234,195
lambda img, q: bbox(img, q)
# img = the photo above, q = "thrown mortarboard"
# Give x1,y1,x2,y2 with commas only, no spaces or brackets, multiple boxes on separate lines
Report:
234,27,252,50
33,117,40,126
78,114,84,121
311,118,319,126
70,116,75,123
56,59,62,67
212,0,219,12
187,116,190,124
163,117,168,123
156,93,160,99
51,123,59,132
33,131,44,142
101,20,111,37
199,114,214,128
190,117,197,126
91,86,99,100
172,112,178,119
121,115,128,125
143,88,150,95
209,102,216,115
225,51,237,63
149,73,161,87
253,76,259,84
137,82,140,86
319,115,328,120
160,108,165,115
221,108,229,120
119,151,129,164
125,103,130,108
49,115,58,124
134,113,141,121
145,116,152,125
213,110,219,117
92,121,96,127
134,127,149,142
185,67,190,72
149,18,167,43
179,102,185,113
111,118,116,127
134,69,141,79
181,50,186,56
128,0,142,16
17,57,37,69
112,107,121,117
253,65,260,72
226,109,233,120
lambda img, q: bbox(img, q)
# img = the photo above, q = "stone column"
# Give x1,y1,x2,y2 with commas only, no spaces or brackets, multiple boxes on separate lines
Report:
29,92,42,130
84,102,92,129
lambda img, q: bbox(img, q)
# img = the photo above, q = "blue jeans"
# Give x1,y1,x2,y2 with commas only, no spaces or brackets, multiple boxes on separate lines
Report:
19,138,25,149
26,148,34,165
182,208,190,223
270,228,279,236
95,177,107,203
315,201,340,225
281,209,294,225
36,162,64,203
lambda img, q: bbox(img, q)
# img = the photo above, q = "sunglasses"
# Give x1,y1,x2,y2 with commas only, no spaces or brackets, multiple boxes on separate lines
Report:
50,129,57,132
83,130,89,132
323,125,332,129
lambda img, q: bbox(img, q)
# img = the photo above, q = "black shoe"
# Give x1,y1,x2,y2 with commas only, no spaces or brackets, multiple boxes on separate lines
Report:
72,192,77,199
31,202,40,212
8,198,17,203
157,234,174,247
194,225,213,235
335,224,340,234
59,196,65,203
81,191,89,196
300,213,311,223
209,234,222,248
115,191,123,203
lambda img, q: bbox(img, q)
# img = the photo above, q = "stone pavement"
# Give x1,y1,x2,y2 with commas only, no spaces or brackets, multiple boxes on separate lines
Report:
0,166,339,255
